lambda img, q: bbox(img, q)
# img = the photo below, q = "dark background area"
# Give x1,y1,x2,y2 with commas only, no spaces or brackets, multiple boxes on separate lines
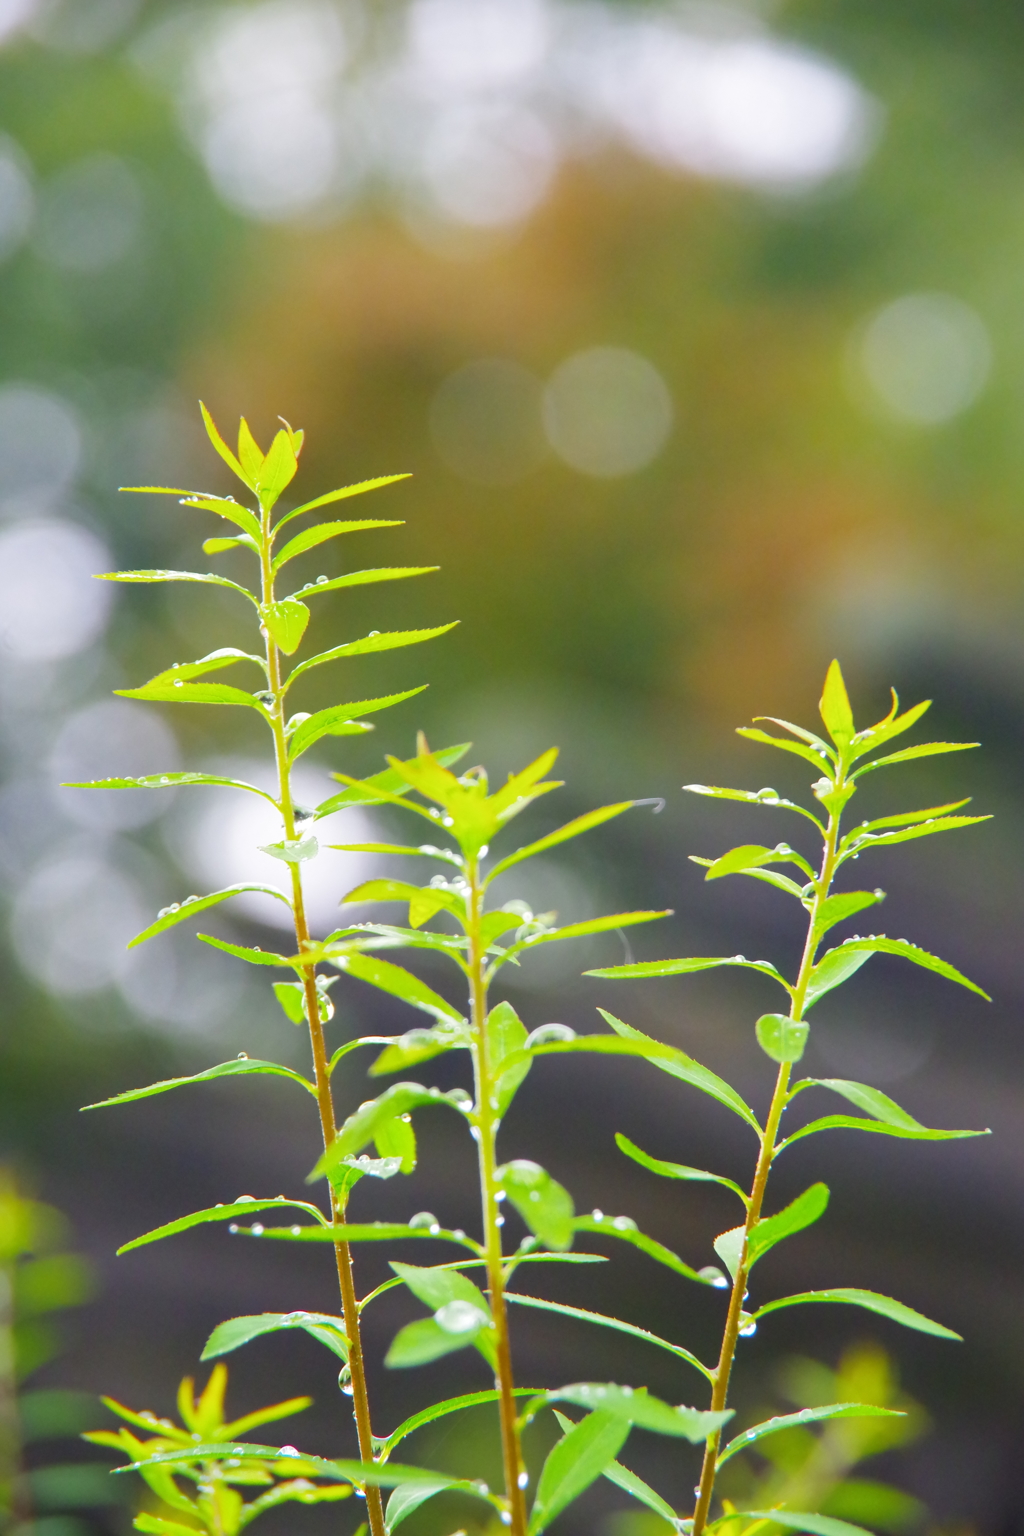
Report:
0,1,1022,1531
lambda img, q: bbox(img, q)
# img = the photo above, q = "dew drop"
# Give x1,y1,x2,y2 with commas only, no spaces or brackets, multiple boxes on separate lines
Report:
591,1209,604,1222
250,1223,264,1236
279,1446,300,1457
316,574,328,584
495,1215,505,1227
517,1472,529,1489
409,1211,438,1230
237,1051,248,1060
228,1224,239,1233
236,1194,255,1202
291,1226,302,1236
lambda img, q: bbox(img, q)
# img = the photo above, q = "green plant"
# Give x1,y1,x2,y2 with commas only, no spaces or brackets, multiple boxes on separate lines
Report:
0,1169,109,1536
585,660,988,1533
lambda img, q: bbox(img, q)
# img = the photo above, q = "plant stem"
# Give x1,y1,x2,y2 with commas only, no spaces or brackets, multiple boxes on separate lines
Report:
467,855,528,1536
690,784,846,1536
259,523,386,1536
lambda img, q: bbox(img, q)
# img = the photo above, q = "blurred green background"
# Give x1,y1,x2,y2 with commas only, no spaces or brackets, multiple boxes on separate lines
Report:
0,0,1022,1531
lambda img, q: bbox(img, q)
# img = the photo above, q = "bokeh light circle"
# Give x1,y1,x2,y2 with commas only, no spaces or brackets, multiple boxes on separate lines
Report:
430,358,547,484
0,519,111,659
856,292,992,425
542,346,673,477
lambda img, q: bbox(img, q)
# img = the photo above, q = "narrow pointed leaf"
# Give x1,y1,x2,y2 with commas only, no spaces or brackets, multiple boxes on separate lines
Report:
572,1215,710,1284
257,428,298,507
117,1198,328,1254
599,1450,679,1523
778,1115,985,1151
200,402,247,482
544,1384,731,1441
486,802,635,881
202,1312,348,1363
369,1021,471,1077
137,647,264,688
684,782,824,829
83,1058,313,1110
203,534,256,555
803,945,873,1006
615,1134,747,1202
736,727,833,771
819,659,855,746
841,816,990,862
506,1293,712,1380
179,493,262,541
60,771,278,806
593,1012,761,1130
851,695,931,757
753,1287,960,1338
809,937,989,1001
287,688,427,761
385,1477,478,1531
847,799,971,836
273,474,411,530
287,565,438,600
116,681,263,710
507,910,671,958
853,741,979,776
691,857,807,899
238,1221,478,1251
590,955,791,997
748,1183,829,1264
380,1389,536,1457
272,518,403,571
314,1082,469,1179
705,844,813,882
96,569,257,604
117,1444,455,1488
814,890,884,934
488,999,531,1116
717,1402,904,1467
385,1316,483,1368
529,1410,630,1535
316,742,470,816
196,935,293,967
327,951,463,1022
286,624,458,683
128,884,291,948
724,1512,883,1536
793,1078,926,1129
390,1261,491,1317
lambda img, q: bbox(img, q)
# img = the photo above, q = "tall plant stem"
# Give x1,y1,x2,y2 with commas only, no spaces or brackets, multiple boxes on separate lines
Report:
259,527,386,1536
467,855,528,1536
690,787,846,1536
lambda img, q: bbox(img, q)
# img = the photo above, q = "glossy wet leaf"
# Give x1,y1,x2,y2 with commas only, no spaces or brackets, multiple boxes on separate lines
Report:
380,1388,537,1457
128,884,291,948
808,937,989,1001
591,1012,761,1130
735,726,833,771
287,624,458,683
202,1312,349,1364
614,1134,747,1202
61,770,278,805
813,889,885,934
543,1383,731,1441
385,1475,482,1531
572,1214,710,1284
590,954,790,997
96,568,257,604
287,688,427,761
272,474,411,530
778,1115,986,1151
385,1316,484,1369
528,1410,630,1535
840,814,990,862
196,935,294,967
498,1160,574,1250
487,999,531,1116
747,1183,829,1264
83,1058,313,1109
794,1078,926,1128
271,518,403,571
755,1013,808,1065
316,743,470,816
259,599,310,654
237,1221,478,1251
287,565,438,600
719,1512,880,1536
716,1402,904,1467
328,952,464,1023
506,1293,712,1381
852,740,979,777
116,680,264,709
704,844,812,882
684,781,824,829
752,1287,961,1338
850,693,930,757
369,1021,471,1076
485,801,636,881
819,659,855,747
315,1083,469,1179
117,1198,328,1254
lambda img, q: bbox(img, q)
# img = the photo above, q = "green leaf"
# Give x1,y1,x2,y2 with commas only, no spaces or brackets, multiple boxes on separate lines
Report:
83,1058,313,1109
755,1013,809,1065
238,1220,478,1251
704,844,813,881
287,624,458,684
260,599,310,654
128,884,291,948
380,1388,537,1457
852,740,979,777
385,1477,473,1531
691,856,807,900
273,981,307,1024
370,1021,471,1076
507,910,671,957
316,743,471,816
273,474,411,531
747,1184,829,1264
134,1516,201,1536
808,937,989,1002
819,659,855,747
716,1403,905,1467
203,534,256,555
803,945,873,1006
117,1442,454,1489
487,1000,531,1117
713,1226,744,1281
97,569,257,604
287,689,427,761
385,1316,483,1368
846,799,971,835
61,770,278,806
814,890,885,934
199,401,248,483
684,782,823,830
485,802,636,881
116,681,264,710
543,1384,731,1441
529,1410,630,1535
792,1077,926,1129
257,427,299,508
614,1134,747,1203
140,647,264,688
390,1261,491,1324
593,1013,761,1131
777,1115,986,1150
287,565,438,600
202,1311,349,1363
340,877,464,927
373,1112,418,1174
498,1160,574,1250
506,1293,712,1381
314,1082,469,1179
572,1214,712,1285
328,951,464,1023
272,518,404,571
850,693,930,757
735,726,834,772
590,956,791,998
720,1513,880,1536
178,492,262,541
117,1198,328,1254
840,815,990,862
752,1290,964,1339
260,834,319,864
196,935,294,967
599,1448,679,1524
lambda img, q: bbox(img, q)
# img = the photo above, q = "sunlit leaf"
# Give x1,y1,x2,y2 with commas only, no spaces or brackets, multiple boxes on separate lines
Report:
528,1410,630,1535
272,519,403,571
260,599,310,654
82,1058,313,1110
754,1013,808,1065
380,1388,537,1457
691,856,807,900
704,844,813,882
203,534,256,555
59,771,278,806
542,1383,731,1441
506,910,671,959
506,1293,712,1381
385,1475,483,1531
116,681,264,710
485,802,636,881
808,936,989,1002
117,1198,329,1254
839,815,990,865
752,1287,960,1338
716,1402,904,1467
257,427,299,508
95,569,258,604
287,565,438,600
286,624,458,684
385,1316,483,1369
487,999,531,1117
273,474,411,530
134,647,264,689
196,935,294,967
314,1082,470,1181
199,402,247,484
598,1446,679,1524
850,694,930,758
580,1013,761,1131
287,689,427,761
328,951,464,1023
369,1021,471,1077
736,726,833,772
614,1134,748,1203
316,743,470,816
852,740,979,777
777,1114,986,1150
684,782,824,830
127,884,291,948
177,493,262,541
813,890,885,934
590,955,791,998
819,659,855,747
238,1221,478,1251
201,1311,348,1364
498,1160,574,1250
747,1183,829,1264
719,1511,880,1536
572,1214,711,1285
